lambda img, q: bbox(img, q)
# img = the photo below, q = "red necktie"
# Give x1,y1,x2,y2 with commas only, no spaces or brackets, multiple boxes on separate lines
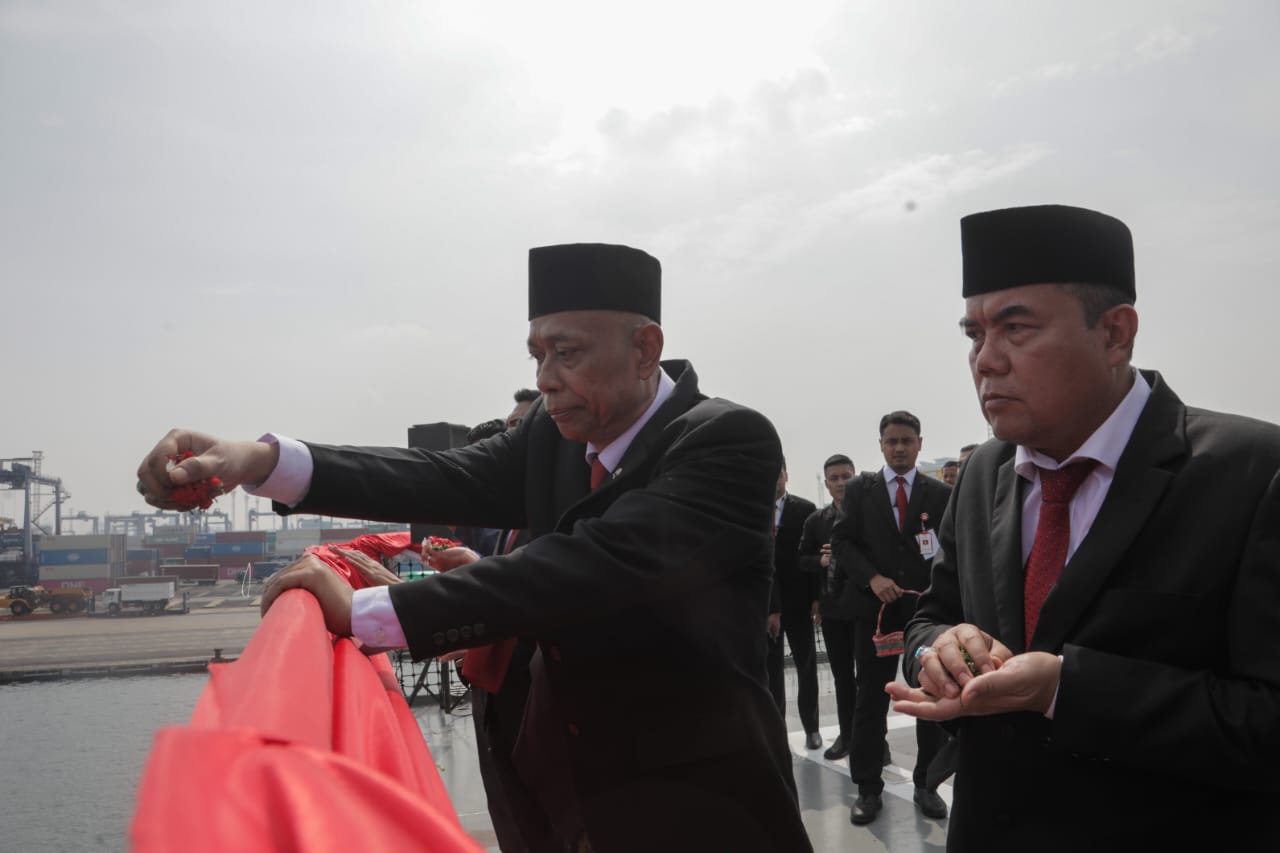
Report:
590,456,609,490
1023,459,1098,645
460,528,523,693
894,475,909,532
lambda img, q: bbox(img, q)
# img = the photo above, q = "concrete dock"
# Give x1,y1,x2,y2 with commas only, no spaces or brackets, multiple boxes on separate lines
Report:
0,583,261,681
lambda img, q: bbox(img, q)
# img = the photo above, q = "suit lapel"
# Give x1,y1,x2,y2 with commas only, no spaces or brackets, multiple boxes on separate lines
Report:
869,472,897,534
989,454,1028,652
1033,373,1187,650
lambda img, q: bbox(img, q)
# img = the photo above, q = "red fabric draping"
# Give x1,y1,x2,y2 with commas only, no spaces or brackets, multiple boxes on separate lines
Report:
129,534,484,853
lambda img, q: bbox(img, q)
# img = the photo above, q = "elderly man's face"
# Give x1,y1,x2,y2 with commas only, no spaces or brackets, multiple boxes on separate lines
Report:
963,283,1130,461
527,310,661,447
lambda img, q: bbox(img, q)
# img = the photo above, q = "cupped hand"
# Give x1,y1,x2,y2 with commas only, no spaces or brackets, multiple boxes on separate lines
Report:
136,429,278,509
426,546,481,572
888,650,1060,721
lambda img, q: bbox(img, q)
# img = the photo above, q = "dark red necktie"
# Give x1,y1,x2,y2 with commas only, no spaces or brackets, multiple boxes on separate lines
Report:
460,528,524,693
1024,459,1098,645
894,475,909,532
590,456,609,490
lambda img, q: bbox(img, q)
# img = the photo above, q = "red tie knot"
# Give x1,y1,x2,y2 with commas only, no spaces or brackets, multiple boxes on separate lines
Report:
589,455,609,490
1038,459,1099,504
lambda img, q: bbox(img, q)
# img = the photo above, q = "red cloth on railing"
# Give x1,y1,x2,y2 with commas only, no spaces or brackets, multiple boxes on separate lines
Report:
129,554,483,853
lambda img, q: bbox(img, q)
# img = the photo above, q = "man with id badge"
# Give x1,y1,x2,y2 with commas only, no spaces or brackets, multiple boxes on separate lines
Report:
830,410,952,826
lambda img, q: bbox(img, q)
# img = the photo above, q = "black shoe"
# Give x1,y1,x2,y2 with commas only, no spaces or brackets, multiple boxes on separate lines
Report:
849,793,883,825
882,742,891,766
804,731,823,750
914,786,948,820
822,735,849,761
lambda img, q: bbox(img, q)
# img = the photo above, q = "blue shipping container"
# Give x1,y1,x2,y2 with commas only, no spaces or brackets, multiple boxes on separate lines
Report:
194,533,216,545
39,548,111,566
127,549,159,561
184,546,213,560
211,542,267,556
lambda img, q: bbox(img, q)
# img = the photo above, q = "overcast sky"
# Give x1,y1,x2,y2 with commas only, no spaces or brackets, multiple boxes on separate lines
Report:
2,1,1277,529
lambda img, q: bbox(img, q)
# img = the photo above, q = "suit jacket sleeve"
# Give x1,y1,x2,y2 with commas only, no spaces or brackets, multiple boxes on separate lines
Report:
330,404,782,661
830,476,881,595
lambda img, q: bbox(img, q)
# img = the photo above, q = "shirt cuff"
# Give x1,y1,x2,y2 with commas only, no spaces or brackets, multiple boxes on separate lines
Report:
240,433,313,507
351,586,408,650
1045,654,1065,719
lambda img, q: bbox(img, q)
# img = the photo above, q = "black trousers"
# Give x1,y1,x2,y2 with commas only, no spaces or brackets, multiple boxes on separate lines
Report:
766,610,820,735
819,616,857,743
473,666,561,853
848,615,948,794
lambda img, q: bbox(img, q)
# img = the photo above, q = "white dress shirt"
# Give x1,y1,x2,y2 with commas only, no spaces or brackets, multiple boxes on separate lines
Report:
1014,370,1151,564
248,369,677,650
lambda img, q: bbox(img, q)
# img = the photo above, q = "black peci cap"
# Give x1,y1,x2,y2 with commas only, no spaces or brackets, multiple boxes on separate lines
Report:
960,205,1135,300
528,243,661,322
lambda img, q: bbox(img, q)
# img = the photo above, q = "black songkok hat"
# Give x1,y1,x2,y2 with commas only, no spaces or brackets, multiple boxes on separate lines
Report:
528,243,661,322
960,205,1135,300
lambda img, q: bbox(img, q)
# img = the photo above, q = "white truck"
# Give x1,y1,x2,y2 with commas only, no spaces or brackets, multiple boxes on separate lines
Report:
102,579,176,615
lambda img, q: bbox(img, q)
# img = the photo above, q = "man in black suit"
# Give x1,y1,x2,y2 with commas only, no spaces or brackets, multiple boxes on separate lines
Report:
831,410,951,826
890,205,1280,851
797,454,858,761
137,243,813,853
765,460,820,749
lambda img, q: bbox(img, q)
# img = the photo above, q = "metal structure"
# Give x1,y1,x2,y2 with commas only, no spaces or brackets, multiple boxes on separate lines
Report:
0,452,67,580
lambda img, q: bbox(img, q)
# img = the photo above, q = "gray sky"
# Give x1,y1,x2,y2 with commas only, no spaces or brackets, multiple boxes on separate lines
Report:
3,1,1278,528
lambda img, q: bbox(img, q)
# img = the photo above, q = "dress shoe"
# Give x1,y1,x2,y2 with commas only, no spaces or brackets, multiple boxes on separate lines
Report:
882,742,891,767
822,735,849,761
804,731,823,750
914,786,948,820
849,793,883,826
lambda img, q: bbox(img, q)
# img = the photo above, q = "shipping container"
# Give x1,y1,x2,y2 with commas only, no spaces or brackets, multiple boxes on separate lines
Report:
146,526,193,545
39,563,113,582
167,564,220,582
194,533,217,545
117,575,181,587
215,531,269,544
127,548,160,562
45,577,112,596
41,535,117,550
156,543,187,559
210,542,266,556
39,549,110,566
183,546,213,561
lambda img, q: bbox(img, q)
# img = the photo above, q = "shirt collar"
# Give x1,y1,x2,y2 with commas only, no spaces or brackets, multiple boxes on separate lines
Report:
882,465,917,485
1015,368,1151,480
585,368,676,473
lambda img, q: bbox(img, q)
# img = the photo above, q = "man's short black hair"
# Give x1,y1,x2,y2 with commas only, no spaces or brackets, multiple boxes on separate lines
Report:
879,410,921,436
959,443,979,454
1061,283,1134,327
513,388,541,404
467,418,507,444
942,460,960,470
824,454,853,471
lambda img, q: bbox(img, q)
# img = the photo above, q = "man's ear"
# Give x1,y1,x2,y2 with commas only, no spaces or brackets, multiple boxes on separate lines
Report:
635,322,664,379
1101,304,1139,363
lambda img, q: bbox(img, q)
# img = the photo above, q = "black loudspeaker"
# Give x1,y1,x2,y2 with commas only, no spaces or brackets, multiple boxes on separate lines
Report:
407,422,472,546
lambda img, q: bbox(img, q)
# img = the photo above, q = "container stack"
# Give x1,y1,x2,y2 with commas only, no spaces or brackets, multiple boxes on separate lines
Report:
211,531,268,579
37,534,127,594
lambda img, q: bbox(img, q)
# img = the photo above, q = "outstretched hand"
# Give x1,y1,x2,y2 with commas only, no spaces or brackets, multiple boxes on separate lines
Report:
336,547,404,587
887,651,1062,721
136,429,278,510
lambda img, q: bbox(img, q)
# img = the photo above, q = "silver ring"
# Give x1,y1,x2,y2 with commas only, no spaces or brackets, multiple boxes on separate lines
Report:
914,646,937,660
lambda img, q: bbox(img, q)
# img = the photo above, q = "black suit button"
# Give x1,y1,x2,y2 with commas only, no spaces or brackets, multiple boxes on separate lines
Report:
446,628,459,642
474,623,485,637
549,645,562,662
567,722,580,736
432,632,445,646
460,626,472,640
996,813,1012,825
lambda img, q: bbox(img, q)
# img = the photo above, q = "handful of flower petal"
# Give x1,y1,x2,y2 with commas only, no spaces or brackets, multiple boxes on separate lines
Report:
166,450,225,511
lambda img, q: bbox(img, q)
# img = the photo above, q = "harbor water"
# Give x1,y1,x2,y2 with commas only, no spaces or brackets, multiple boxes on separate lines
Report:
0,674,208,853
